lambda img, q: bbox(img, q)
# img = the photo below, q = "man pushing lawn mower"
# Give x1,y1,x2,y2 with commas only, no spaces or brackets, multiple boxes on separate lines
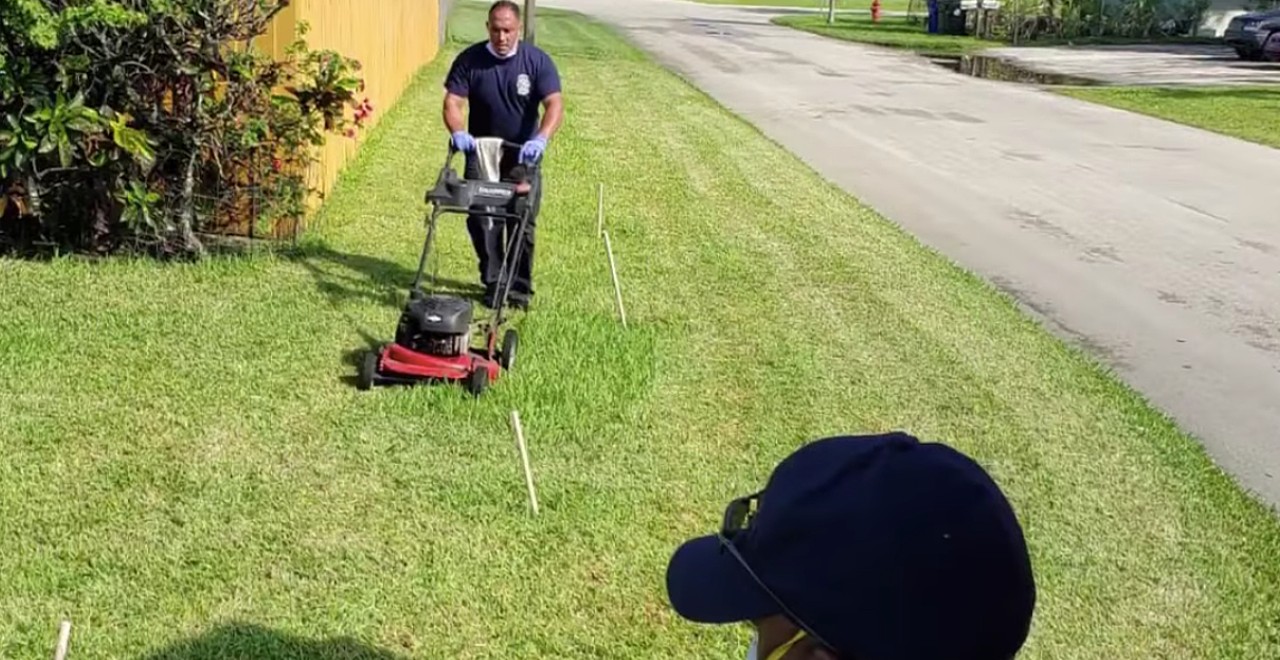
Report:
357,136,541,395
443,0,564,311
355,2,557,395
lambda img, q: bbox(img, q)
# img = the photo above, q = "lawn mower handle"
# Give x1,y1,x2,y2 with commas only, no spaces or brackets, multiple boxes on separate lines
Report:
446,139,541,164
447,139,524,152
435,139,543,201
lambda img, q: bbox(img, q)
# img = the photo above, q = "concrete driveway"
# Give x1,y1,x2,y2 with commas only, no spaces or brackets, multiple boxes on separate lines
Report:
980,43,1280,86
542,0,1280,509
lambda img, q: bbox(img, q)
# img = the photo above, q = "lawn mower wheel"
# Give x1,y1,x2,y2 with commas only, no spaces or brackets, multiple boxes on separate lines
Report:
465,367,489,396
358,351,378,391
501,329,519,371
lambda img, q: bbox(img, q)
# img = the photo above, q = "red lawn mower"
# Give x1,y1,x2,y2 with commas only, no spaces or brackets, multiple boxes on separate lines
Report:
356,139,538,396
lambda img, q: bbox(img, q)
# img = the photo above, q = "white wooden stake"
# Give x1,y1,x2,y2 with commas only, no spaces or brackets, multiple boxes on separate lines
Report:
596,183,604,237
53,620,71,660
603,229,627,328
511,410,539,515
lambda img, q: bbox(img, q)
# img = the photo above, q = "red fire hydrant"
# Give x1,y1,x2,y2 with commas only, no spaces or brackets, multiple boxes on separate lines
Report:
871,0,881,22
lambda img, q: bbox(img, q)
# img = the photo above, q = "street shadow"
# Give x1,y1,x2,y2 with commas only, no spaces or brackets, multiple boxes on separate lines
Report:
137,622,407,660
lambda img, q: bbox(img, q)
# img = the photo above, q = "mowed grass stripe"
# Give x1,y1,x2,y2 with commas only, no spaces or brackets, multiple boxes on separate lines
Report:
1,3,1278,659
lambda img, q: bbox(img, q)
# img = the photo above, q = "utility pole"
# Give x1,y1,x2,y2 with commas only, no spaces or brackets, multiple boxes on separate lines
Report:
827,0,836,25
525,0,537,44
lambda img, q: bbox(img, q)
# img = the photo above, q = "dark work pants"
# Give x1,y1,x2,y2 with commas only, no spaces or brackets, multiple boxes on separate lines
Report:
464,152,542,305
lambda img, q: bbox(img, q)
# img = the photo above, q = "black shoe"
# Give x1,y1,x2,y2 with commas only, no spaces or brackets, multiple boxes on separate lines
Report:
482,283,498,309
508,295,530,311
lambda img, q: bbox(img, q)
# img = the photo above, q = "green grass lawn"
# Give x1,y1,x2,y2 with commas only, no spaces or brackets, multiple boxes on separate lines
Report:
693,0,917,12
1057,85,1280,150
774,14,990,55
775,14,1222,56
4,3,1280,659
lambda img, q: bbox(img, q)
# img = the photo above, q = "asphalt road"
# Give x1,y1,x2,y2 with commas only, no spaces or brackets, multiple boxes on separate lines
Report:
541,0,1280,508
982,44,1280,86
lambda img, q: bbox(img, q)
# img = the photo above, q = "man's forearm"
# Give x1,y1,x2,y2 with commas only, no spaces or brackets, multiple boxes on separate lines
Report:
535,94,564,141
443,94,466,133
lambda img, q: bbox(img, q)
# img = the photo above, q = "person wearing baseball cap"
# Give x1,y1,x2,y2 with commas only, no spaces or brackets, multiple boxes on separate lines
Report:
665,431,1037,660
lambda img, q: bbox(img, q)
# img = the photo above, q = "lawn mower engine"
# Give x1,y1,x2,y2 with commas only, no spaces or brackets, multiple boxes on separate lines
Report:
394,292,473,357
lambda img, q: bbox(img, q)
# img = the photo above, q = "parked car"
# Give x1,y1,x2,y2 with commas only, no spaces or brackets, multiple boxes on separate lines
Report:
1224,8,1280,60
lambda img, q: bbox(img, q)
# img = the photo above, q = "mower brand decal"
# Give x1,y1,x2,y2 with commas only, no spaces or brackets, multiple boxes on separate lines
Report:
427,314,442,323
477,186,513,198
516,73,531,97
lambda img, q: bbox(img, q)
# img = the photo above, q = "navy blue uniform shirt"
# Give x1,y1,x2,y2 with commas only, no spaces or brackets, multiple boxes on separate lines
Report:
445,41,561,143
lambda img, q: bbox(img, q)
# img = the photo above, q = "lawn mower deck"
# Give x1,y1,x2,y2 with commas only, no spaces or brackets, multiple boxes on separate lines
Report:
356,139,536,396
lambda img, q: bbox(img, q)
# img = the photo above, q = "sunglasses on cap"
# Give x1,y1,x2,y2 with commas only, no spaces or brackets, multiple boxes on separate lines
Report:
717,491,838,653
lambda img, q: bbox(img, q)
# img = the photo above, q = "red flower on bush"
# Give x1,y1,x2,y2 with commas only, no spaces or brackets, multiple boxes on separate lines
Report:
352,97,375,128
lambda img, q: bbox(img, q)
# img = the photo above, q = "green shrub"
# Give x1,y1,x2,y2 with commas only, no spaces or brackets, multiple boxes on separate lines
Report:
0,0,367,257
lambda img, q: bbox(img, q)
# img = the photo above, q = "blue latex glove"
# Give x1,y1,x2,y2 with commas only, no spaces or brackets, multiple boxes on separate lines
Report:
451,130,475,153
519,136,547,164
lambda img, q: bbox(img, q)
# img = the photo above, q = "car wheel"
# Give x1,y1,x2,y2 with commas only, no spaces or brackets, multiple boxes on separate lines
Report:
1265,32,1280,62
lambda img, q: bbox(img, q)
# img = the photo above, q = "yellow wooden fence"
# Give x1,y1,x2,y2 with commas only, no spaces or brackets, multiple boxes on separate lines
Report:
252,0,445,215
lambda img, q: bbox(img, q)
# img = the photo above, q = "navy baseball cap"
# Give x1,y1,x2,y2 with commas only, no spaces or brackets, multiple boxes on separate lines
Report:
665,432,1036,659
